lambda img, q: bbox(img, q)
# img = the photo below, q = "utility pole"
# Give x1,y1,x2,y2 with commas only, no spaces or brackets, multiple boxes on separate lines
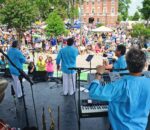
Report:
79,0,82,46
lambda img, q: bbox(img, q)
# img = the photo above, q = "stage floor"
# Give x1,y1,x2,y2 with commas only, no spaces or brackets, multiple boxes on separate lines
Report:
0,79,150,130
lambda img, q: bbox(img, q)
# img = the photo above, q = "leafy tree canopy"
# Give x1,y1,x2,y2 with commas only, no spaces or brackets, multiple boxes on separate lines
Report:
132,11,140,21
118,0,131,21
140,0,150,26
131,23,150,39
0,0,39,31
46,12,66,37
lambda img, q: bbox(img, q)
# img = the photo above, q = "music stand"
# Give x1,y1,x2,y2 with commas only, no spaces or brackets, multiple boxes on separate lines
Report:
86,55,94,73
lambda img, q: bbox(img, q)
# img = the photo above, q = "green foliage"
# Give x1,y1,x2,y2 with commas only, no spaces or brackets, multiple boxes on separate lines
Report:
69,7,79,19
96,23,104,27
132,11,140,21
118,0,131,21
128,16,133,21
140,0,150,26
46,12,66,36
32,0,79,20
0,0,39,31
131,23,150,38
33,0,52,20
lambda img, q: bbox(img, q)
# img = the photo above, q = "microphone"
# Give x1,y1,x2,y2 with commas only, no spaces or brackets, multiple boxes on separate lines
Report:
68,67,85,70
68,67,96,70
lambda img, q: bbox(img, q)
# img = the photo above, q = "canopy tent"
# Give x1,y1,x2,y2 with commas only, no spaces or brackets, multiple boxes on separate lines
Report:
2,31,10,35
91,26,113,33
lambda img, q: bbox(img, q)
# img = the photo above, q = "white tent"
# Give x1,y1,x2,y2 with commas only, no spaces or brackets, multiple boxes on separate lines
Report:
92,26,113,32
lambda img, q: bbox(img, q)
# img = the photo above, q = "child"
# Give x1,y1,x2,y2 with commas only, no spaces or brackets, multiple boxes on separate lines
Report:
28,62,36,76
45,56,54,77
36,56,45,71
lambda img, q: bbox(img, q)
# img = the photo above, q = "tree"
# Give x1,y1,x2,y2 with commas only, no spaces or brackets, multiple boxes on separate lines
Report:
132,11,140,21
140,0,150,26
118,0,131,21
128,16,133,20
32,0,54,20
45,12,66,36
131,23,150,47
0,0,39,42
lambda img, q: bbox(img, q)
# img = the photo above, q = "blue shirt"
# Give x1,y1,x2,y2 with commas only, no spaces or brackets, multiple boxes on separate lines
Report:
113,55,127,72
51,38,57,46
7,47,26,76
88,75,150,130
56,46,78,74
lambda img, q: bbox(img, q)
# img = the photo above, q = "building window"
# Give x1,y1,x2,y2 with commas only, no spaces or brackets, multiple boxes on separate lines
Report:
111,0,115,4
97,7,100,13
111,7,115,15
81,9,83,15
92,1,95,5
103,7,107,14
103,0,106,5
92,8,95,14
86,7,89,13
87,2,89,5
97,18,100,22
98,0,100,4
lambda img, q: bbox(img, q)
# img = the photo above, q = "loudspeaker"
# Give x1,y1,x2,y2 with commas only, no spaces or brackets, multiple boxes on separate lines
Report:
32,71,48,82
148,65,150,71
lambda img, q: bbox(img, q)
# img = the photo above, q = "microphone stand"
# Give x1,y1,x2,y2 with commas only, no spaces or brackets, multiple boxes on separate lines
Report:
68,67,96,130
0,49,39,129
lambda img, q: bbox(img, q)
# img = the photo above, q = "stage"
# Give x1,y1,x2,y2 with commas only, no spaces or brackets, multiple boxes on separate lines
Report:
0,79,150,130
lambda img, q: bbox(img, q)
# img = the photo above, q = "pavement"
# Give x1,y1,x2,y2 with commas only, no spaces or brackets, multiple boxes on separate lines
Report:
0,78,150,130
0,79,110,130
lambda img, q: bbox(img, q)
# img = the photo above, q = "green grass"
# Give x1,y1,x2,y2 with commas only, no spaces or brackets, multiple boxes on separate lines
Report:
22,64,88,80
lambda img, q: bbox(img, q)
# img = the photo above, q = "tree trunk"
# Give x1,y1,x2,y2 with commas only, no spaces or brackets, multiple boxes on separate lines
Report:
147,17,150,27
16,29,22,45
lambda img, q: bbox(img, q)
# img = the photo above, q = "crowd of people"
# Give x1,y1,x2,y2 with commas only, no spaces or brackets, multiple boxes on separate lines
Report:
1,21,150,130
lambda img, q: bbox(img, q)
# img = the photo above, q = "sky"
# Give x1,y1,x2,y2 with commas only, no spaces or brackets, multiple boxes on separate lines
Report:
128,0,144,16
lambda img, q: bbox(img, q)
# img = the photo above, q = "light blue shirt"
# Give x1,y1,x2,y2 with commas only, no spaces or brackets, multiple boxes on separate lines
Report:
56,46,78,74
88,75,150,130
113,55,127,72
7,47,26,76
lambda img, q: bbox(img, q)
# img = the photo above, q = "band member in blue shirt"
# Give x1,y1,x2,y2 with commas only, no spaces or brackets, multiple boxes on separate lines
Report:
56,38,78,95
105,44,127,72
7,41,26,98
88,48,150,130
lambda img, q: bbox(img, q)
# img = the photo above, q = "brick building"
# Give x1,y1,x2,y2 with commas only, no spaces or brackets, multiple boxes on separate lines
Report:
81,0,118,25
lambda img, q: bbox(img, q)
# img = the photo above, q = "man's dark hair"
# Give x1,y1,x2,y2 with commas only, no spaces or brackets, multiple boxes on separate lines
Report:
126,48,146,73
116,44,126,55
12,40,18,48
67,38,74,46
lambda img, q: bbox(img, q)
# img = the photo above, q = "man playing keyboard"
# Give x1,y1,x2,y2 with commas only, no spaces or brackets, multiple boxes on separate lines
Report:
104,44,127,72
88,48,150,130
